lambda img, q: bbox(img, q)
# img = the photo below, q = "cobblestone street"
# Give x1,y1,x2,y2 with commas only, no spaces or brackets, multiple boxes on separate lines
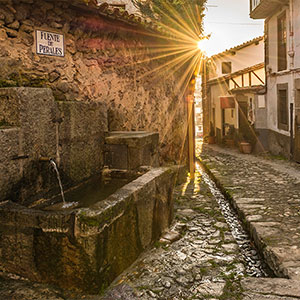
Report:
200,143,300,279
102,141,300,300
102,168,248,300
2,142,300,299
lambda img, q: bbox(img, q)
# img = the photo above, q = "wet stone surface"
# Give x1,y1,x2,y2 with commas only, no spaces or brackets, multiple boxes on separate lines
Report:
200,144,300,280
102,171,250,300
201,171,269,277
0,273,65,300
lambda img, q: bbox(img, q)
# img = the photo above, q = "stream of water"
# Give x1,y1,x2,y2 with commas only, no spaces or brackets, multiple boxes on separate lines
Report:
49,159,76,209
50,159,65,203
200,168,270,277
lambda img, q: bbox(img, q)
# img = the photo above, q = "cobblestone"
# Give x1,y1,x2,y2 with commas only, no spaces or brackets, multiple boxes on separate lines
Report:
201,144,300,280
200,143,300,299
102,170,248,299
2,142,300,299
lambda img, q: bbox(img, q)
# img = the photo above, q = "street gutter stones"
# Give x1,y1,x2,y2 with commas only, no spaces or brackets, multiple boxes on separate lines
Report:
201,144,300,298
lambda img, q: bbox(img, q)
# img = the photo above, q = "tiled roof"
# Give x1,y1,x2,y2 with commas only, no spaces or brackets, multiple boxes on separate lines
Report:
71,0,161,31
210,36,264,59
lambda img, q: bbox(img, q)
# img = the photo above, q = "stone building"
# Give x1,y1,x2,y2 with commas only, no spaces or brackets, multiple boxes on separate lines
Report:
0,0,189,292
250,0,300,161
0,0,188,203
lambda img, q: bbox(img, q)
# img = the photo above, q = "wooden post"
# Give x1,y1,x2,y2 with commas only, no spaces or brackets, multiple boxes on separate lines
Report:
187,94,195,180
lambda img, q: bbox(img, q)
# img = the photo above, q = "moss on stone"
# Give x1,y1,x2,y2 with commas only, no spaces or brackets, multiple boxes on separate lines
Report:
0,79,17,87
0,73,48,88
0,118,12,128
219,277,243,300
80,216,102,227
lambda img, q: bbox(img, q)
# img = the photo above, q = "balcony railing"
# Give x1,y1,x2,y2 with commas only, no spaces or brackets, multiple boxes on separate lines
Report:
250,0,288,19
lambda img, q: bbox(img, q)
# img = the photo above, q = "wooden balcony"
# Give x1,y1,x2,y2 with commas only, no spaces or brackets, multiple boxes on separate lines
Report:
250,0,289,19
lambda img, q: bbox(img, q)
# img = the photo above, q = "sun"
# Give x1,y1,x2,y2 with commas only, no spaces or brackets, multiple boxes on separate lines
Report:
197,38,209,54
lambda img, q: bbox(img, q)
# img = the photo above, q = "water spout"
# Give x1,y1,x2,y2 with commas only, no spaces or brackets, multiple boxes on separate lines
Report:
39,156,51,162
49,158,66,204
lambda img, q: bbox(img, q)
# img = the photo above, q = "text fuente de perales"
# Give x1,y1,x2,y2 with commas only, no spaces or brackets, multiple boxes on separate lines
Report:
36,30,64,57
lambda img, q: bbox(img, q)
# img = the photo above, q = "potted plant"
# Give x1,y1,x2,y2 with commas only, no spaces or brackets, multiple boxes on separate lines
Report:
240,141,252,154
224,124,235,147
238,129,255,154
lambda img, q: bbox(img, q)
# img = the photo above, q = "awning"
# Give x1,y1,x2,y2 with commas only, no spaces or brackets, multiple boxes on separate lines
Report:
220,96,236,109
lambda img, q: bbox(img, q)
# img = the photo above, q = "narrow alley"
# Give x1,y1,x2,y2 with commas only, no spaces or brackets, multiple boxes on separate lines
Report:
1,0,300,299
100,141,300,300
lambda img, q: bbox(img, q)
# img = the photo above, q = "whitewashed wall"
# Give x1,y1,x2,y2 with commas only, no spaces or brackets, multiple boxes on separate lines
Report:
209,39,264,79
265,0,300,137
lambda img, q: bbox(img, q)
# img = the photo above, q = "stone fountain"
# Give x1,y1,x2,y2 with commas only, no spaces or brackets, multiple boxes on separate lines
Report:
0,87,185,292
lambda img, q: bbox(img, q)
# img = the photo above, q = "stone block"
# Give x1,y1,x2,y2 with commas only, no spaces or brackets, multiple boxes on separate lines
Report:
134,179,156,249
105,131,159,170
0,88,57,203
104,144,128,169
241,278,300,297
57,101,108,182
0,88,109,204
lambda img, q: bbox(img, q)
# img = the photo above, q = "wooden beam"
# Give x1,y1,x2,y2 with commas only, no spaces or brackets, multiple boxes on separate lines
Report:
230,78,240,88
250,70,264,84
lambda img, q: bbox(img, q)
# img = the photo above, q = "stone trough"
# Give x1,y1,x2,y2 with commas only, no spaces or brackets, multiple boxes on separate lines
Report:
0,165,183,293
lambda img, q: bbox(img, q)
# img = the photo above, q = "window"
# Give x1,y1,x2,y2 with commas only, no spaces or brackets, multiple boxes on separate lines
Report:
252,0,261,10
258,95,265,108
277,83,288,131
222,62,232,74
277,12,287,71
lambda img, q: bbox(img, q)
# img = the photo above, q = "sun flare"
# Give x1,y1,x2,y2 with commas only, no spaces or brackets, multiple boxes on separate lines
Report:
197,38,209,53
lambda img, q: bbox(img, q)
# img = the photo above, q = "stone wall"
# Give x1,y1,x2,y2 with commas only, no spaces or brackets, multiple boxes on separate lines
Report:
0,88,57,203
106,0,140,15
0,87,107,204
0,0,187,164
267,129,291,158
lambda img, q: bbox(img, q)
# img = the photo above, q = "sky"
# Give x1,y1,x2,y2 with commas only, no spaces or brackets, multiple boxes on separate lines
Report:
201,0,264,57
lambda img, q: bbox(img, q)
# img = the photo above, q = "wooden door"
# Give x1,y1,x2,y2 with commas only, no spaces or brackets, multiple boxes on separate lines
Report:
221,108,225,137
238,100,257,145
294,89,300,162
238,102,248,135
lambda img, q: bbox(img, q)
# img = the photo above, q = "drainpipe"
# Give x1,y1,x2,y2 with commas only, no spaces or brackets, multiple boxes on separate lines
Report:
289,0,295,158
290,103,294,159
288,0,295,70
262,18,269,142
264,18,269,95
